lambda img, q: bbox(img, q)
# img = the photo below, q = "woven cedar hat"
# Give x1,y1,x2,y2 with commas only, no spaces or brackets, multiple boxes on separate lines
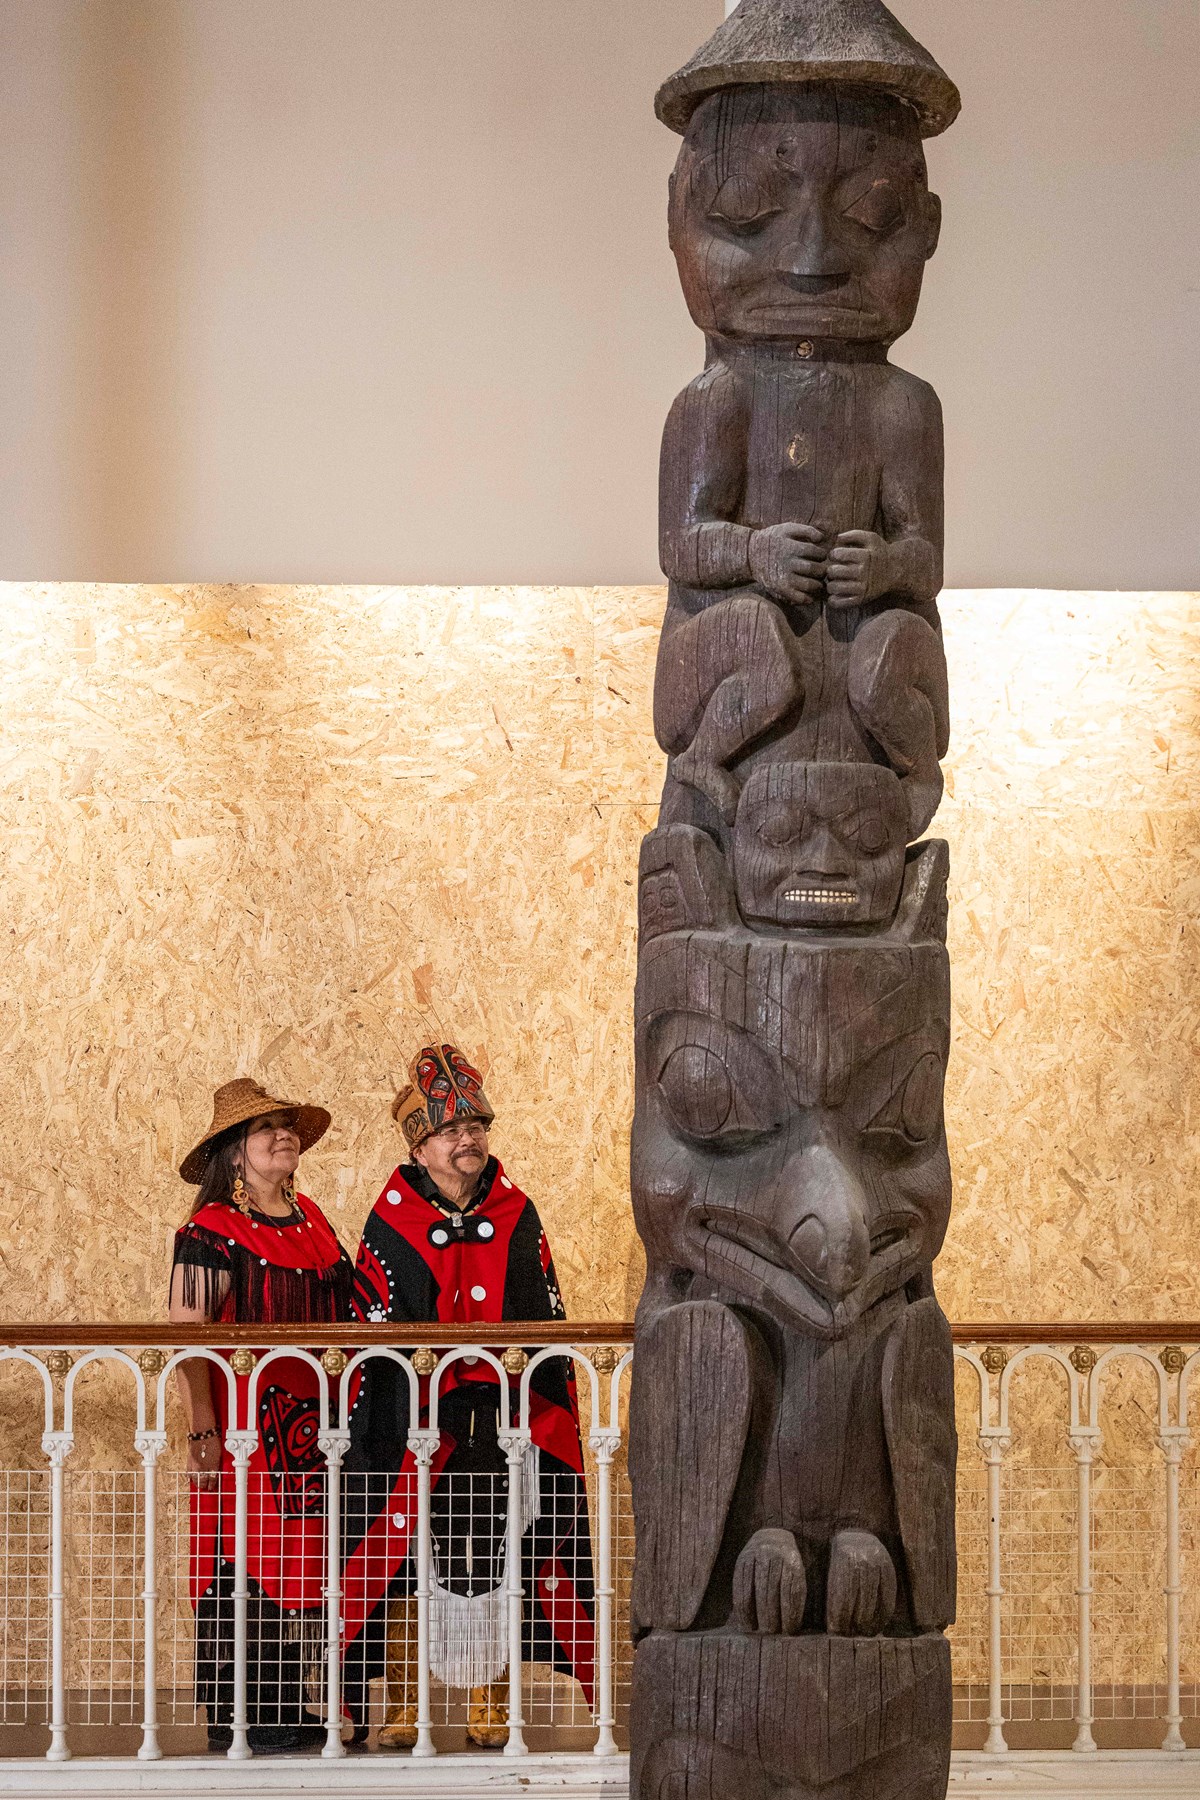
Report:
655,0,961,139
391,1043,495,1153
179,1077,331,1184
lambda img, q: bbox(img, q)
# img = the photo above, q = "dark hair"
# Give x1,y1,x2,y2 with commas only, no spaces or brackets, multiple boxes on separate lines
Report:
186,1125,246,1220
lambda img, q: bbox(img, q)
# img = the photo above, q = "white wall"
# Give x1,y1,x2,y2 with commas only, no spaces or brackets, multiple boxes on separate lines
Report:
0,0,1196,588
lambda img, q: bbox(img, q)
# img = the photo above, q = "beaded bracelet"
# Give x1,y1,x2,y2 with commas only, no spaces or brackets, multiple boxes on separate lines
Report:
187,1427,220,1444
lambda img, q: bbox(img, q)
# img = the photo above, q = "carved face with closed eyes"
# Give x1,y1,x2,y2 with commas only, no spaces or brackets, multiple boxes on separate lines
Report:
632,930,951,1339
733,761,910,928
668,82,941,344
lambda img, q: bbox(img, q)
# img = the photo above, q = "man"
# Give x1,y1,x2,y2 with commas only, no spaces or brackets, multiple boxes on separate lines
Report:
340,1044,594,1751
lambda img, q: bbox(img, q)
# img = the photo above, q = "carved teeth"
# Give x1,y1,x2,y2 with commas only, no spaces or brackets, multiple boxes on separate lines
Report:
784,889,856,905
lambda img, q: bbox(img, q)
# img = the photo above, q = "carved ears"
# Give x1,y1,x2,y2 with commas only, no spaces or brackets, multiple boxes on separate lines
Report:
639,825,737,943
639,819,947,948
847,611,949,839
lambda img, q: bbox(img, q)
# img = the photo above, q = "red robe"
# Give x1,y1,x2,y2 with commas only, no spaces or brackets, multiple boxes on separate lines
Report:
341,1158,595,1704
174,1194,352,1614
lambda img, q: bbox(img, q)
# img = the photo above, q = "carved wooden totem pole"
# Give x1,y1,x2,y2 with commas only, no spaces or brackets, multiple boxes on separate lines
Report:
628,5,962,1799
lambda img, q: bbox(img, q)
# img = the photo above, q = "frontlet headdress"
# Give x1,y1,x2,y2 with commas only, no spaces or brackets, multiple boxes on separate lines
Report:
391,1043,495,1152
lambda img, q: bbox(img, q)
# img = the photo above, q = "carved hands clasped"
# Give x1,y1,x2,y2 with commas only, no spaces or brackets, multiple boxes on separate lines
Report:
750,524,912,610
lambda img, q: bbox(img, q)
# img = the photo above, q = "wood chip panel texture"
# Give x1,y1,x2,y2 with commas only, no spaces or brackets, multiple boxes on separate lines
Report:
0,582,1197,1333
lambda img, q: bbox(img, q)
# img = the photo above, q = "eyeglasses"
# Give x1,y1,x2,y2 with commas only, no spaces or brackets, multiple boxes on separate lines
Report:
434,1119,489,1142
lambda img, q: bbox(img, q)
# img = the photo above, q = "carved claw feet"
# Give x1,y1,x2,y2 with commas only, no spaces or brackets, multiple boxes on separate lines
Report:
826,1528,897,1635
732,1527,807,1634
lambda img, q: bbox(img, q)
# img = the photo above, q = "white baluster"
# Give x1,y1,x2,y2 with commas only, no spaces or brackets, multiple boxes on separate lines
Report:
42,1430,73,1764
1158,1425,1191,1752
408,1427,439,1760
978,1426,1011,1754
225,1430,257,1760
318,1427,350,1759
497,1423,531,1757
588,1426,621,1757
1068,1425,1100,1753
134,1429,167,1760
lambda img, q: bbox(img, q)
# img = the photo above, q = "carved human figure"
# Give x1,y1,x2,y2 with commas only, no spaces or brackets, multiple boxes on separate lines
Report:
652,65,952,838
630,5,962,1799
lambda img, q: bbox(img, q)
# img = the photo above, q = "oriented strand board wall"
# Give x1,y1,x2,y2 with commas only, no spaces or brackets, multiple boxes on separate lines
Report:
0,583,1198,1328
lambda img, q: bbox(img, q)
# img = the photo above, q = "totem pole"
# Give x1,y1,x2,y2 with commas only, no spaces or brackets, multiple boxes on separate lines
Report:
628,5,961,1799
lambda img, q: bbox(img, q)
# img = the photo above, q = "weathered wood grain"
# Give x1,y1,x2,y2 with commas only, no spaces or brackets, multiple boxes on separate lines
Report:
629,3,961,1795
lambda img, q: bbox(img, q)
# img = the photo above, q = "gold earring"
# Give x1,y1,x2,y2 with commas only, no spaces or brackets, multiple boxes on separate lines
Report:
282,1173,296,1206
232,1174,251,1216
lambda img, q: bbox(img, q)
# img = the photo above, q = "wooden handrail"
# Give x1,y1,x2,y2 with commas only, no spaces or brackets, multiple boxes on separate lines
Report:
0,1320,1195,1348
0,1321,632,1348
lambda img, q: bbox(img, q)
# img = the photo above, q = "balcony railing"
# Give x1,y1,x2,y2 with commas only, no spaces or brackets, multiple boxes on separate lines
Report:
0,1321,1197,1769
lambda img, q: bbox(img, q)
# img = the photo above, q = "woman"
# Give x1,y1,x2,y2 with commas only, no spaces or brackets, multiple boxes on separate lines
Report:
170,1077,354,1755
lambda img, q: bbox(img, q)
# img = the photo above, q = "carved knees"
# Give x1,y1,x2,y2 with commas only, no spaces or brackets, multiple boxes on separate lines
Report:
732,1529,807,1634
654,593,803,824
826,1528,898,1636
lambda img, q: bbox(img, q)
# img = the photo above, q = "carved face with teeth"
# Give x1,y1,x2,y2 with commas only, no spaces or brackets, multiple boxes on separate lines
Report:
632,928,951,1340
733,760,910,928
668,82,942,345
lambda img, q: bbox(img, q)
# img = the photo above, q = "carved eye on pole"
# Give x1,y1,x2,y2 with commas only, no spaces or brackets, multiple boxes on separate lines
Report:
651,1016,784,1146
841,178,904,235
863,1051,944,1152
708,173,782,233
658,1044,734,1136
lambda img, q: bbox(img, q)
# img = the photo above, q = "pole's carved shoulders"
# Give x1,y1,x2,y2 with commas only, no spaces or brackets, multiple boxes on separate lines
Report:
629,5,962,1798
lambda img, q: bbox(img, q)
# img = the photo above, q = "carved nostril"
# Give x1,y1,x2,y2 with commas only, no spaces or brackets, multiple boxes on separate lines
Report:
788,1211,868,1301
790,1214,831,1279
782,270,851,292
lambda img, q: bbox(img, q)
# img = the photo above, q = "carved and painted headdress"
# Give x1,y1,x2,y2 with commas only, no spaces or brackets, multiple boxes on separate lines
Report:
391,1042,495,1152
655,0,960,138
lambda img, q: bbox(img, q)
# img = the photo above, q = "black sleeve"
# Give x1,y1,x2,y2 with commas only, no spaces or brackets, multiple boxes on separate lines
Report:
170,1222,232,1315
502,1201,561,1322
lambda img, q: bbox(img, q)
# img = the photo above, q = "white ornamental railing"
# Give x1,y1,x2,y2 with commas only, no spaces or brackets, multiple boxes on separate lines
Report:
0,1322,1196,1761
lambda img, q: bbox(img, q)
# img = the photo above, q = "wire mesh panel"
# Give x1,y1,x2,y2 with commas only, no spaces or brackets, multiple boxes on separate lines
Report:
999,1362,1079,1731
0,1469,50,1726
1090,1359,1167,1725
64,1472,141,1726
523,1468,598,1732
161,1466,200,1725
1176,1433,1200,1719
948,1365,990,1727
611,1456,635,1747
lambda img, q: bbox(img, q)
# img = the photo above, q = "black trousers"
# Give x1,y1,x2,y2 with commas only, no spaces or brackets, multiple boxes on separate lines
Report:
196,1565,314,1727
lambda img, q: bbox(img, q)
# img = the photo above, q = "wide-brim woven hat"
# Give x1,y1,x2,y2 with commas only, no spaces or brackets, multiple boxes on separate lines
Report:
179,1077,331,1184
655,0,961,139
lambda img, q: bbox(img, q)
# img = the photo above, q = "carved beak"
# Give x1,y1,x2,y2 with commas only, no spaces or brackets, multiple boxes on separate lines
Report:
778,1145,870,1304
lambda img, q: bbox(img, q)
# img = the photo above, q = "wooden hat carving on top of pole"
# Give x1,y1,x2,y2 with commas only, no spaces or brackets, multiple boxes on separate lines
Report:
628,3,961,1798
